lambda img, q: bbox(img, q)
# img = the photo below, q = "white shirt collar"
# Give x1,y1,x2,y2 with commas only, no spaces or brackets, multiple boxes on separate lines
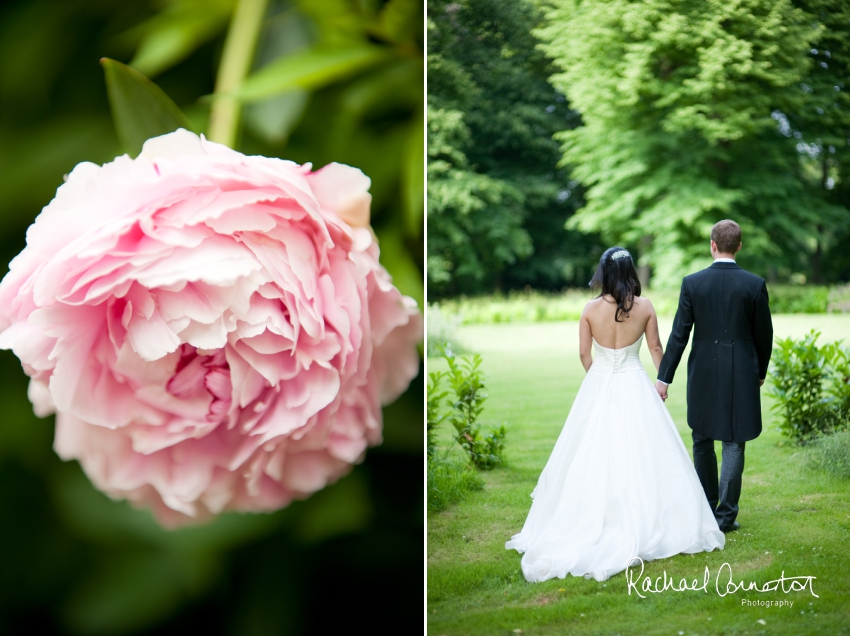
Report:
714,258,736,263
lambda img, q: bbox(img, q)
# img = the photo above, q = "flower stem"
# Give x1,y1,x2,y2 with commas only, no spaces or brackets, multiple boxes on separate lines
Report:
208,0,269,147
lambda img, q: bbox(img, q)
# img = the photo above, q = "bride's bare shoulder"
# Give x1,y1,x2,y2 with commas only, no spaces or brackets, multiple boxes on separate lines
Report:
582,296,605,314
633,295,655,313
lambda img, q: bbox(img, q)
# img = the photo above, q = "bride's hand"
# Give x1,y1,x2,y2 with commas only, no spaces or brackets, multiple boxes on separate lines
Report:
655,380,668,402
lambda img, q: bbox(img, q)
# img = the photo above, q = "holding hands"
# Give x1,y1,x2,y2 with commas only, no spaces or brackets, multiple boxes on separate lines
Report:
655,380,668,402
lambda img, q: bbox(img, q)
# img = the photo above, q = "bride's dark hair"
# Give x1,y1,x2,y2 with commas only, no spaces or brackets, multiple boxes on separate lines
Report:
589,246,641,322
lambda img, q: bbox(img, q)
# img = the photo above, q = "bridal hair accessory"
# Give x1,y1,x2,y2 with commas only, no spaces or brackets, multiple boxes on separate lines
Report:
611,249,631,261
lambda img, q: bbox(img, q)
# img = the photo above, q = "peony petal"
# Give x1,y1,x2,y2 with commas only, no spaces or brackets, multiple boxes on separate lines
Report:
179,316,228,350
307,162,372,228
127,310,181,361
28,379,55,417
139,127,206,161
134,235,261,289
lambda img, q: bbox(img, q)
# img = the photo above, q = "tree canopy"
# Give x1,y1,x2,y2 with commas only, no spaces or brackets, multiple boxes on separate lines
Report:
427,0,603,298
428,0,850,298
538,0,850,286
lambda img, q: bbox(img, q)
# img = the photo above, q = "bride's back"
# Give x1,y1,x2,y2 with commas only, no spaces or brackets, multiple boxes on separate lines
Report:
583,295,651,349
578,247,664,371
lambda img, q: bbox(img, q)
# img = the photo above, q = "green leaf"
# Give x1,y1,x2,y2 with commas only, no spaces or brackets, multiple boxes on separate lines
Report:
62,549,217,635
243,90,309,145
367,0,420,45
292,472,372,543
53,464,285,553
375,225,424,308
236,44,391,102
126,0,234,78
101,57,194,157
326,57,421,156
401,116,424,237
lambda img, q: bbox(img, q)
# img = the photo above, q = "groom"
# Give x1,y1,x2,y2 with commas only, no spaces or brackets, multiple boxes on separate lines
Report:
654,220,773,533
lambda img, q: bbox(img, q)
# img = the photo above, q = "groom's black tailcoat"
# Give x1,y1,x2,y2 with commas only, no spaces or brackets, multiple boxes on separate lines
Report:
657,262,773,443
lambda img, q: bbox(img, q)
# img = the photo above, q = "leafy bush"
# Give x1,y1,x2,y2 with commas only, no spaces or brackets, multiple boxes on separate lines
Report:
427,452,484,512
435,289,681,324
768,330,850,443
427,348,507,515
433,285,847,327
767,285,830,313
807,431,850,479
427,371,449,459
442,350,506,469
426,305,466,357
427,354,497,512
828,284,850,313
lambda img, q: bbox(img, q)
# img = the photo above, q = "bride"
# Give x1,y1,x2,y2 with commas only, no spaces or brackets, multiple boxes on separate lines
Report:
505,247,724,583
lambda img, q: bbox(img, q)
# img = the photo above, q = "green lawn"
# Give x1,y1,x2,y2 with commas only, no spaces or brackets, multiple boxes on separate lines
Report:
427,314,850,636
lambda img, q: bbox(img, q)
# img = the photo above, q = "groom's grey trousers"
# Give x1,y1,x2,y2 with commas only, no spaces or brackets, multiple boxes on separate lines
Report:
691,431,745,529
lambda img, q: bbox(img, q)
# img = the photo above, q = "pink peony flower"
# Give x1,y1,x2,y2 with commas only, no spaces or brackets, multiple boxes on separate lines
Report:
0,129,421,527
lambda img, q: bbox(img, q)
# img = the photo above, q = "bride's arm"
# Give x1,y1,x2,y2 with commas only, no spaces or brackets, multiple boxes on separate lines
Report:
644,300,664,371
579,305,593,372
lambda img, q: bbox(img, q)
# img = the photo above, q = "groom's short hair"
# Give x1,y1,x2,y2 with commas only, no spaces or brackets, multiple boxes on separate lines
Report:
711,219,742,254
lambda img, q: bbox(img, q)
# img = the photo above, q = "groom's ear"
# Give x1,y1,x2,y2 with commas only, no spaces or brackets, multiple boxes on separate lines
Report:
736,242,742,253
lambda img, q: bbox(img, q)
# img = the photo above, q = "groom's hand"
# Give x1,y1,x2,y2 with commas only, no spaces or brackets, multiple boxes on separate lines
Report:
655,381,668,402
759,379,765,387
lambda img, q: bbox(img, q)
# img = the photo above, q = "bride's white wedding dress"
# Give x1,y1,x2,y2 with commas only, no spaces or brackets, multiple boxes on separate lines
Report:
505,335,724,582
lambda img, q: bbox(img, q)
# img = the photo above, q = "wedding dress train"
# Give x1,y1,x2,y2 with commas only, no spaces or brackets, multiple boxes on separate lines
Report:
505,335,724,582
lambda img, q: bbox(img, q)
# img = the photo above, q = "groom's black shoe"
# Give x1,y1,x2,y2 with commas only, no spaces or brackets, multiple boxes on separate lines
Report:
720,521,740,534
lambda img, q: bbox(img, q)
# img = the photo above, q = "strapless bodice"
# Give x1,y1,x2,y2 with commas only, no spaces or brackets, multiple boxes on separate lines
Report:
589,334,645,373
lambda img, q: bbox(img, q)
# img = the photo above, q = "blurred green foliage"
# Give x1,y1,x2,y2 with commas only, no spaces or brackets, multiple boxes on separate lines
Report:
432,289,676,325
425,304,466,357
426,449,483,512
768,284,831,313
431,283,844,326
0,0,423,633
807,429,850,478
768,330,850,442
102,58,195,155
427,0,605,298
426,356,492,512
428,0,850,300
538,0,850,288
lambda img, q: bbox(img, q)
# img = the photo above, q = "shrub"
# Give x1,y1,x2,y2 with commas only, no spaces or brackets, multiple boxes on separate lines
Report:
768,330,850,443
828,283,850,313
432,284,846,327
427,371,449,460
807,430,850,479
428,344,507,495
427,354,495,511
766,285,830,314
829,344,850,415
442,349,506,469
427,452,484,512
427,305,466,357
434,288,692,325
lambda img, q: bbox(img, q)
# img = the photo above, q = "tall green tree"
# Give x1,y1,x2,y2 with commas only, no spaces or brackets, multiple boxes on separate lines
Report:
428,0,601,297
538,0,850,287
785,0,850,283
427,103,530,294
